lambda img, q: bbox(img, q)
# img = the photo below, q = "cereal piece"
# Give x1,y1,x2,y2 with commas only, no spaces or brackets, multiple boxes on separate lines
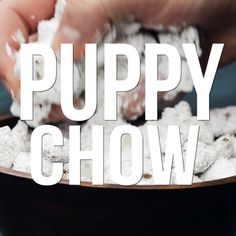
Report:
201,158,236,181
183,142,217,174
161,101,192,123
0,127,18,168
12,121,30,153
161,102,214,145
12,152,31,173
182,118,213,145
213,135,233,159
42,134,69,163
205,107,236,137
147,102,214,152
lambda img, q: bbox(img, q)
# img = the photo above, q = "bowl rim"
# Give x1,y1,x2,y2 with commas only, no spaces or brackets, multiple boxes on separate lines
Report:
1,116,236,190
1,166,236,190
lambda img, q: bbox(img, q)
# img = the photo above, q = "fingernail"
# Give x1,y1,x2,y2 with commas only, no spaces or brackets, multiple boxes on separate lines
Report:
5,43,17,63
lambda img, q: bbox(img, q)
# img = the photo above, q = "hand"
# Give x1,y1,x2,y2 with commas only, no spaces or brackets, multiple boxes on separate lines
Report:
52,0,236,63
0,0,56,98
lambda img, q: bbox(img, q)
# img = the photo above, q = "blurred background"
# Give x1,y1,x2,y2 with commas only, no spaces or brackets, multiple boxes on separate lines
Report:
1,62,236,116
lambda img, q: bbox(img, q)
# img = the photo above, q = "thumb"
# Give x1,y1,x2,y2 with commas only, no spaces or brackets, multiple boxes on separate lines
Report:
52,0,110,60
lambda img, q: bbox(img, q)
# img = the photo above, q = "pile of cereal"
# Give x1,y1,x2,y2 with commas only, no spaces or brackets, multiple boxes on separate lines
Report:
1,102,236,184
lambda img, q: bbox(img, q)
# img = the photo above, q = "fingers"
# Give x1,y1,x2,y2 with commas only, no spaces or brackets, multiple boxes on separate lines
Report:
0,0,56,96
52,0,110,60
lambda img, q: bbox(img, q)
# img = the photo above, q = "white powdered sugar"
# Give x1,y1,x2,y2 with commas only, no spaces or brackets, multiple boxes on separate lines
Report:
12,152,31,173
205,107,236,137
201,158,236,181
0,121,31,168
0,126,17,168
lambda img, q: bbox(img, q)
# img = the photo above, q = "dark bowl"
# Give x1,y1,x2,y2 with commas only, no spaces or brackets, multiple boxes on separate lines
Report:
1,116,236,235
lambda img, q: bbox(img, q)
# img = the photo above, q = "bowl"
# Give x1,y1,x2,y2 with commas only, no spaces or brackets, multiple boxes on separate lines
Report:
1,116,236,235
